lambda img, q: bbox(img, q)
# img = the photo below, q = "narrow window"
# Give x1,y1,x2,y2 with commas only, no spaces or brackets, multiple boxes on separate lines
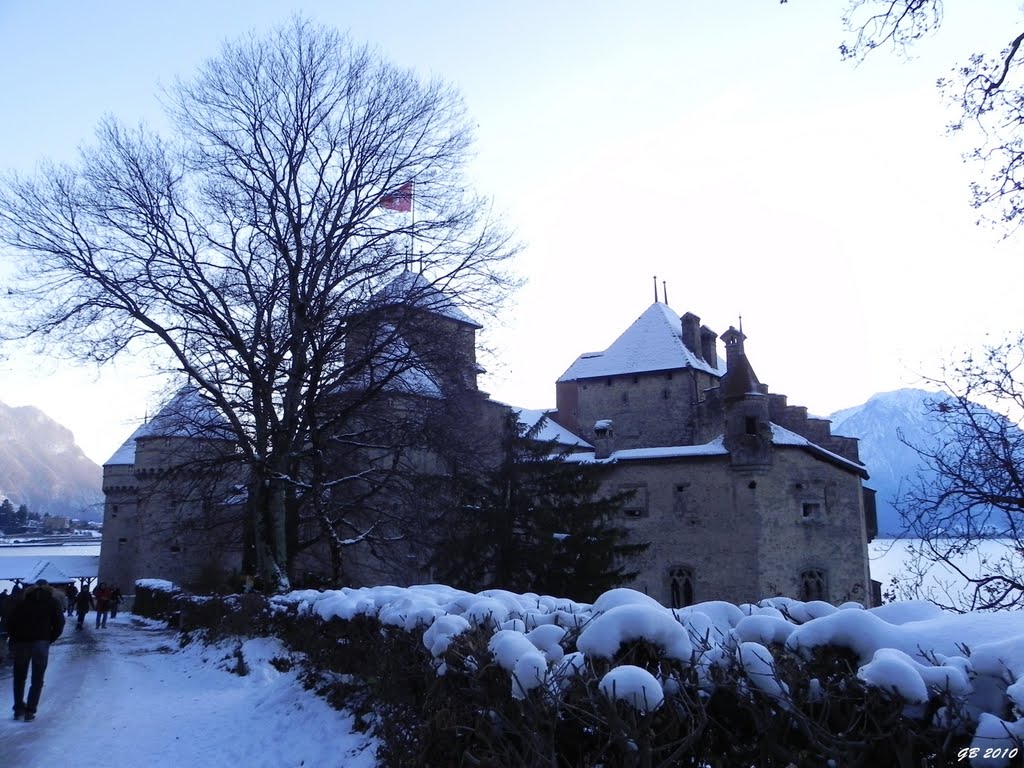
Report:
799,569,827,602
673,483,693,521
670,567,695,608
620,483,648,518
745,416,757,435
802,502,822,521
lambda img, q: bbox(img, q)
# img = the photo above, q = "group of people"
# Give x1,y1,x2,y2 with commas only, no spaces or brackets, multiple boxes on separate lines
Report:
2,579,125,722
64,582,122,629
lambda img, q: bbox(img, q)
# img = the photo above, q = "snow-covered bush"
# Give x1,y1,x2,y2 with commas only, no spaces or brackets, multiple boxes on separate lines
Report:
149,583,1024,768
133,578,183,622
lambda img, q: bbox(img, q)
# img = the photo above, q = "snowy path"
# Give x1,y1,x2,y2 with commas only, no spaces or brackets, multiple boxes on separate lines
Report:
0,614,377,768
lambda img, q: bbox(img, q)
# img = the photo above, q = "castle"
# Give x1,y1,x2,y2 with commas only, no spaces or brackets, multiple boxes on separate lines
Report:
546,301,877,607
100,285,877,606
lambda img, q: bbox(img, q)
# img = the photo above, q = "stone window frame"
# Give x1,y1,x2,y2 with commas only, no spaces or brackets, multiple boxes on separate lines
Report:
619,483,649,518
798,567,828,602
800,501,824,522
669,565,696,608
796,483,828,524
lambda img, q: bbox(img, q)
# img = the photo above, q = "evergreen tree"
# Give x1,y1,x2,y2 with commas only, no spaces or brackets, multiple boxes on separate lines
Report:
0,498,15,529
434,411,647,601
15,503,28,525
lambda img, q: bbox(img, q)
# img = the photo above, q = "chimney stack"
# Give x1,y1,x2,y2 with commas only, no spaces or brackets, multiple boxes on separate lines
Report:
700,326,718,368
680,312,701,358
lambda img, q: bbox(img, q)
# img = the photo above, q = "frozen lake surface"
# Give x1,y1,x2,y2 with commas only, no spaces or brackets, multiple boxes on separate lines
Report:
870,537,1020,608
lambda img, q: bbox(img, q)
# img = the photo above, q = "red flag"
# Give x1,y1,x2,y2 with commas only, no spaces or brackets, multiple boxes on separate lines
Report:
379,182,413,212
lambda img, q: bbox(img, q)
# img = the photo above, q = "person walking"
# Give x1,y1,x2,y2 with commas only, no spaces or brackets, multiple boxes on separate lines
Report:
109,585,122,619
8,579,65,721
74,586,94,631
93,583,112,628
64,583,78,617
0,588,9,665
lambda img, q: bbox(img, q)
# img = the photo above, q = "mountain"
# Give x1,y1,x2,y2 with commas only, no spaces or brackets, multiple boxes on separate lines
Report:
0,400,104,522
827,388,951,536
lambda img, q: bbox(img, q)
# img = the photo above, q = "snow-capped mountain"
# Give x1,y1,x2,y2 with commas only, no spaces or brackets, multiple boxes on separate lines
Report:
827,388,951,536
0,400,103,522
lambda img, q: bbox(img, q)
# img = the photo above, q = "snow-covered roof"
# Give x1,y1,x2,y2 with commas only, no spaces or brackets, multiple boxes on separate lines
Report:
558,302,725,382
104,386,233,466
373,270,481,328
563,436,729,464
561,426,867,476
0,555,100,582
769,423,869,477
514,408,593,449
104,424,148,467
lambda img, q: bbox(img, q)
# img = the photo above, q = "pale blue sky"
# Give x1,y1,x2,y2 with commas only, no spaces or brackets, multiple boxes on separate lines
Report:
1,1,1022,464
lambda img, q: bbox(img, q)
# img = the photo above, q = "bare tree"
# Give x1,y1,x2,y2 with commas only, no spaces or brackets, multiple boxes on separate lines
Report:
895,335,1024,610
838,1,1024,228
0,18,519,590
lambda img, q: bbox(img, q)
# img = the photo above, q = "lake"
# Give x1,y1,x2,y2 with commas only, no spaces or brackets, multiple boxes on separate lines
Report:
869,537,1021,608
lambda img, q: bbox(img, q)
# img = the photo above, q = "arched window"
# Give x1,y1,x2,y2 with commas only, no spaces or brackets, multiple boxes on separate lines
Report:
669,567,695,608
799,569,827,602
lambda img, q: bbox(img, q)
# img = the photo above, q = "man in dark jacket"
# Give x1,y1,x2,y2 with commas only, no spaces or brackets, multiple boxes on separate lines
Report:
8,579,65,721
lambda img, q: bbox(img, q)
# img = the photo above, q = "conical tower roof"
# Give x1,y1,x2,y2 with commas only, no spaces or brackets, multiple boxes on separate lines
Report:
103,386,232,466
371,270,481,328
558,302,724,382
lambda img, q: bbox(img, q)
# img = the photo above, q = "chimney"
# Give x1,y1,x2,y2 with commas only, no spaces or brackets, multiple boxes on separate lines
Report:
700,326,718,368
680,312,702,358
593,419,615,460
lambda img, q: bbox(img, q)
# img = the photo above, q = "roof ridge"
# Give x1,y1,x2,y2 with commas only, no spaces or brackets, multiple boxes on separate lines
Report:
558,302,724,382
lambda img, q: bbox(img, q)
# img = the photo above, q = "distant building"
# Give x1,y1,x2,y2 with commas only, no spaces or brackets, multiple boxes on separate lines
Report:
100,284,877,605
41,516,71,533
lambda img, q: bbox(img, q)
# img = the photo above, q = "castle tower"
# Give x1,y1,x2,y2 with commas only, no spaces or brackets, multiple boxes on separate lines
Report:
720,326,772,468
550,302,726,448
348,270,485,397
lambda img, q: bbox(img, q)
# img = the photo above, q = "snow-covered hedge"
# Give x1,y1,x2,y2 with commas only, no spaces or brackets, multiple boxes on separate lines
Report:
145,582,1024,767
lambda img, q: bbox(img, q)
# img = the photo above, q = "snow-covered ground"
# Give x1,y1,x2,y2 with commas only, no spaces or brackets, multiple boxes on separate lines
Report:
0,612,377,768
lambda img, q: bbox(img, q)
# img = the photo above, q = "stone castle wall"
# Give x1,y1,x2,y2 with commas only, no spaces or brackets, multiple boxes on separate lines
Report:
556,369,720,450
601,447,870,607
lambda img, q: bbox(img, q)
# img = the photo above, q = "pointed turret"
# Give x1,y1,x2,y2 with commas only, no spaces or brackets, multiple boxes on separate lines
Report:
720,326,772,467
